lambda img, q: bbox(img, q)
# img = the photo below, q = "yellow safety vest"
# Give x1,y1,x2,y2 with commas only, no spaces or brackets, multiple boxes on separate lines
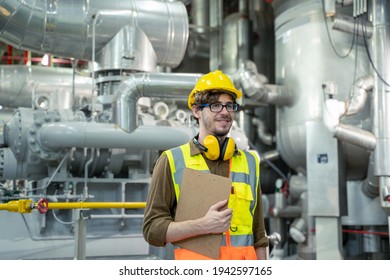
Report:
164,142,260,259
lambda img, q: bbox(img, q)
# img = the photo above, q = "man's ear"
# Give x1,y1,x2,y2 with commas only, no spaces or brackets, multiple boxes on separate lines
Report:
192,106,201,119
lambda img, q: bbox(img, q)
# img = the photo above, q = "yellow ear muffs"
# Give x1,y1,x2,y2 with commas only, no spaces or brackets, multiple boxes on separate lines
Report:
201,135,236,161
203,135,221,161
220,137,236,161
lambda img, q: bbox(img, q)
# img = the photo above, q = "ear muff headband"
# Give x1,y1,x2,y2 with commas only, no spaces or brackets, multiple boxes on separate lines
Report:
194,135,236,161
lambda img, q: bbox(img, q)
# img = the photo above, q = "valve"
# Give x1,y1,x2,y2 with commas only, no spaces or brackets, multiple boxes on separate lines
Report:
37,198,49,214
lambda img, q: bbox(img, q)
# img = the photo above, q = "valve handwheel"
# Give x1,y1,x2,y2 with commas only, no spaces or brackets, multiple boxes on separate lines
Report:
37,198,49,214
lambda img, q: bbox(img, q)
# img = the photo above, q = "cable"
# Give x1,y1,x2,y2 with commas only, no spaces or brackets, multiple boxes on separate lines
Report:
321,10,362,120
51,208,75,225
343,15,362,116
27,153,70,193
322,0,356,59
248,140,290,183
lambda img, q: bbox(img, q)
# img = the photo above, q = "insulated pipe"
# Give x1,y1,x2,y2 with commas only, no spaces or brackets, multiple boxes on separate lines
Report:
263,84,294,107
334,123,376,151
0,65,92,108
345,75,374,116
0,0,188,68
36,122,196,151
332,13,373,38
370,0,390,207
238,61,293,106
191,0,209,34
362,153,379,198
252,118,274,145
113,72,202,133
209,0,223,70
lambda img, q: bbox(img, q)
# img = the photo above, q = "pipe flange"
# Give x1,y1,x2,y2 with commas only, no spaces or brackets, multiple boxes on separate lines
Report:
5,108,33,161
27,110,63,161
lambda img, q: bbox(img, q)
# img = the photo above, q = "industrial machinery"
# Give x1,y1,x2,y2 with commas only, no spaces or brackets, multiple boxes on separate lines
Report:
0,0,388,260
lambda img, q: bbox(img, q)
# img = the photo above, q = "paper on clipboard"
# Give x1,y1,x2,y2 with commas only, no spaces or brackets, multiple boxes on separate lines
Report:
173,168,232,259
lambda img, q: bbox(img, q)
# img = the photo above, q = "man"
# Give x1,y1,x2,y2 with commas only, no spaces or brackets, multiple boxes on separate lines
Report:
143,70,269,260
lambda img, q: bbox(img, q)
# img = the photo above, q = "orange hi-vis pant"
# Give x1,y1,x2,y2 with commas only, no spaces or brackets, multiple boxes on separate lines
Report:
174,246,257,260
174,231,257,260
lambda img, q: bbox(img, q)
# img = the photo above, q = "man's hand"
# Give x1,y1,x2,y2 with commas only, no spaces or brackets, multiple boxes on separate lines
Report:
165,199,232,243
201,199,233,234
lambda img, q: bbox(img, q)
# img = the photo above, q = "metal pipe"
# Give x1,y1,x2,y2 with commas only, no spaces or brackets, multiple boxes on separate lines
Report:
332,13,373,37
37,122,196,151
0,0,188,67
0,65,92,109
263,84,294,107
370,0,390,207
238,0,250,65
45,202,146,210
89,214,144,219
112,72,202,133
260,150,280,162
0,199,33,213
362,153,379,198
0,199,146,214
83,148,95,199
252,118,274,145
209,0,223,70
334,123,376,151
345,75,374,116
271,205,302,218
190,0,209,34
238,61,293,106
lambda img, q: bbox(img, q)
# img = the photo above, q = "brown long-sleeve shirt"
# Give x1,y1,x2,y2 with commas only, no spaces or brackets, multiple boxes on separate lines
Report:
142,140,269,249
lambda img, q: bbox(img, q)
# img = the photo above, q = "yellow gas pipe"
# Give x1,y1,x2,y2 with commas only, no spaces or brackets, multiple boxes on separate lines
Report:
0,199,34,214
0,199,146,214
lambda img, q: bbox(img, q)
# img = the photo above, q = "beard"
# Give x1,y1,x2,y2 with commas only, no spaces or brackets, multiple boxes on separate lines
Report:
213,120,232,137
213,128,230,137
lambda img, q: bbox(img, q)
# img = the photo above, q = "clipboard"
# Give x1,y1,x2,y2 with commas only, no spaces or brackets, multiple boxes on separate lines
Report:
173,168,232,259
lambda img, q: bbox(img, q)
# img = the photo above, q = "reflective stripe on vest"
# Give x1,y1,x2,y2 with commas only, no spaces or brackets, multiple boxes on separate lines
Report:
163,143,260,247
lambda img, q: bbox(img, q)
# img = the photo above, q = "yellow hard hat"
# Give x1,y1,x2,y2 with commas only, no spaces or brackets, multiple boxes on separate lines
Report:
188,70,242,109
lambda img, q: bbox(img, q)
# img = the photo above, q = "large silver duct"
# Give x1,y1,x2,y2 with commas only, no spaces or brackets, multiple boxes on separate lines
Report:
0,0,188,68
0,65,92,109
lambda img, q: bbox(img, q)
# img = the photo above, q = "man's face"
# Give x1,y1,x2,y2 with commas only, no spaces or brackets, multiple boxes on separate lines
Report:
193,93,234,137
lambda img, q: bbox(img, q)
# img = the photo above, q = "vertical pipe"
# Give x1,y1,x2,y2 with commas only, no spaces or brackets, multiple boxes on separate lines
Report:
209,0,223,70
73,209,87,260
238,0,251,65
370,0,390,206
191,0,209,34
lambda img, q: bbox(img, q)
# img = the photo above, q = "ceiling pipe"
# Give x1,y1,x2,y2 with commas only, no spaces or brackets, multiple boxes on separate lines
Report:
0,0,188,68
